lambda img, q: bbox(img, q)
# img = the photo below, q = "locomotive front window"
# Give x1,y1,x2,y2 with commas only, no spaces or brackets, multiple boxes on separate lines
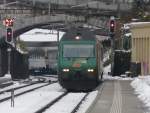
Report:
63,45,94,57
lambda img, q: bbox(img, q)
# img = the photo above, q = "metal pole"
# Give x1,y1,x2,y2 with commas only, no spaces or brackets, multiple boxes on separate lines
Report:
57,30,59,43
111,33,115,76
7,47,11,75
57,30,59,53
11,88,14,107
48,0,51,15
57,30,59,75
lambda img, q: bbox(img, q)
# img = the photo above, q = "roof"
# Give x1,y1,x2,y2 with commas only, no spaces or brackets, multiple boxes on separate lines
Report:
61,27,96,41
129,22,150,29
20,28,65,42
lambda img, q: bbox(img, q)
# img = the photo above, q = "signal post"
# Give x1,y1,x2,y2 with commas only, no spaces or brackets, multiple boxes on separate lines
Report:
109,16,116,76
3,18,15,107
3,18,14,76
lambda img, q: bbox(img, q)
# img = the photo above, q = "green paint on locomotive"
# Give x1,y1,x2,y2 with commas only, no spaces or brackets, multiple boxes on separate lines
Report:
58,40,98,78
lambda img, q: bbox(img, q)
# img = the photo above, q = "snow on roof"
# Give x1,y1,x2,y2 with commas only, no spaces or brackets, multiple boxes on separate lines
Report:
123,24,130,30
123,22,150,29
96,35,110,41
19,28,65,42
130,22,150,25
16,47,28,54
124,33,132,37
129,22,150,28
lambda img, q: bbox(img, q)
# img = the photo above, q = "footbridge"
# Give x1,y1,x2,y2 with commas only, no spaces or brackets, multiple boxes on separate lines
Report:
0,14,85,39
0,0,134,41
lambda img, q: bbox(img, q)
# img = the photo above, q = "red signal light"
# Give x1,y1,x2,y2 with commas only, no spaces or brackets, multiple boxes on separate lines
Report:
6,28,13,43
8,32,11,35
110,22,114,27
109,19,115,33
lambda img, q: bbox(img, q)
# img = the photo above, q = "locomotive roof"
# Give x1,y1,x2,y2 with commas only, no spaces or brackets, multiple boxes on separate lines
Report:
61,27,96,41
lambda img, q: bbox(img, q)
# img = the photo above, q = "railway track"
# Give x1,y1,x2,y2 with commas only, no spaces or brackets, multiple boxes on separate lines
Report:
34,81,104,113
70,93,89,113
0,81,58,103
34,92,90,113
35,92,68,113
0,79,103,113
0,82,13,89
0,81,45,94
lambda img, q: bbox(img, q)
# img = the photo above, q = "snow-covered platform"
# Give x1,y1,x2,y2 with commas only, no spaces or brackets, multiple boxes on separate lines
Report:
0,75,12,85
89,80,148,113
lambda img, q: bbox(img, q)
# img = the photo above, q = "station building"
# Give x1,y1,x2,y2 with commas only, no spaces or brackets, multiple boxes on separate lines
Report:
19,28,65,71
130,22,150,75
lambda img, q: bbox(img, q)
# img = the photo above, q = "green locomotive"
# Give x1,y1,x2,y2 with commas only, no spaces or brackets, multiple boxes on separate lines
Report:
58,27,103,90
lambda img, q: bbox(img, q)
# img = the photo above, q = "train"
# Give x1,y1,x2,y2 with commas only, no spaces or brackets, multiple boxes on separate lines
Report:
58,27,103,91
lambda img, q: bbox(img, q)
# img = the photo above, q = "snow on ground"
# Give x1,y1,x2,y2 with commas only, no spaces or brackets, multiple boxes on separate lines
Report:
0,75,58,93
19,28,65,42
44,93,86,113
0,81,98,113
131,76,150,109
103,64,133,81
0,74,12,84
0,83,64,113
29,75,58,82
76,91,98,113
0,82,29,92
0,73,98,113
0,62,143,113
103,50,110,63
3,74,12,79
0,83,48,100
0,91,63,113
44,91,99,113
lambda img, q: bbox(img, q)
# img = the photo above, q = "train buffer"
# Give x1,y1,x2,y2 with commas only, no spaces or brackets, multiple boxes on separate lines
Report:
89,80,149,113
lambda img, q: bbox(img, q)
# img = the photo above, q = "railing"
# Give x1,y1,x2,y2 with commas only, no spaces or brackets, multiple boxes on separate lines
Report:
40,0,133,10
37,0,133,6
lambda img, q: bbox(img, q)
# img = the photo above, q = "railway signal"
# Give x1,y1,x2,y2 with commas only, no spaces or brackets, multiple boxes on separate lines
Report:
6,27,13,43
3,18,14,89
109,17,116,33
109,16,116,76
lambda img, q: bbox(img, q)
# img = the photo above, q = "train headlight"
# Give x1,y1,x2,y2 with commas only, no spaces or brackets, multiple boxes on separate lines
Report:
87,69,94,72
63,69,70,72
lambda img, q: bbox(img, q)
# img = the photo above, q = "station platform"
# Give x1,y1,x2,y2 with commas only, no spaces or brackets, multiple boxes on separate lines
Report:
89,80,149,113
